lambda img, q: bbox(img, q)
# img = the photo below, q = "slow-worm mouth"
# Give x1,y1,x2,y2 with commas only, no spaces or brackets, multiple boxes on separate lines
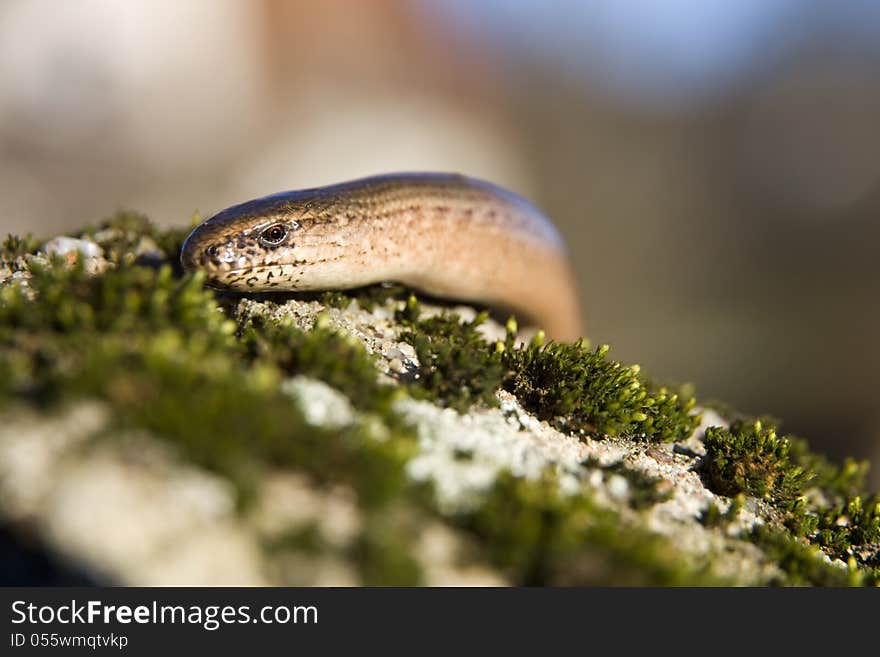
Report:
218,265,287,277
198,263,298,291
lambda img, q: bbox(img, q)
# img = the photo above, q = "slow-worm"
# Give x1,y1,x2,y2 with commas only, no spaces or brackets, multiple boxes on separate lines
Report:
180,173,584,341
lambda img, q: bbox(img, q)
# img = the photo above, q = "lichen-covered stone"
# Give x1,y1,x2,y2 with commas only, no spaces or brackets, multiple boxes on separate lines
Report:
0,213,876,586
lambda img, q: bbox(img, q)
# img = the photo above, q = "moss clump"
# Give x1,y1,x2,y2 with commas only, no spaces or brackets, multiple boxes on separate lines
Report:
504,340,699,442
752,526,874,586
262,522,327,556
452,471,725,585
701,417,880,582
0,259,228,339
702,419,813,505
237,309,395,415
703,406,869,505
0,261,235,406
110,347,411,509
397,299,698,443
2,233,41,266
399,301,507,412
813,496,880,563
262,512,425,586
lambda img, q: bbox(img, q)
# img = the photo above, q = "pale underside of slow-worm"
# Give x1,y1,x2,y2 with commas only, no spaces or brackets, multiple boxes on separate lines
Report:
180,173,584,341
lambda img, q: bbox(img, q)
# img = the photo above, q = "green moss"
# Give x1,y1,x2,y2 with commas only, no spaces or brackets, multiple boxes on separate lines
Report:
701,405,870,507
397,298,699,443
0,226,429,587
452,471,725,585
399,301,507,412
394,292,422,325
317,290,354,310
236,308,396,415
752,526,874,586
504,339,699,442
701,417,879,583
702,419,813,505
0,260,234,405
812,495,880,562
2,233,41,266
1,259,228,338
780,498,819,538
119,353,411,509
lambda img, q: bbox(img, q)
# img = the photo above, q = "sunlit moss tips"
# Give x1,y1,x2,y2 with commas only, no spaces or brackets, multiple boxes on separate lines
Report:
702,420,813,504
503,338,699,442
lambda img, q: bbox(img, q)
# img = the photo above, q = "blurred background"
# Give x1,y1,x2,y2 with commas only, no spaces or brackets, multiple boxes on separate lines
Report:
1,0,879,486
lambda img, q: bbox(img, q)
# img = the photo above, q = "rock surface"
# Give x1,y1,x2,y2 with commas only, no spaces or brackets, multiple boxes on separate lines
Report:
0,218,877,586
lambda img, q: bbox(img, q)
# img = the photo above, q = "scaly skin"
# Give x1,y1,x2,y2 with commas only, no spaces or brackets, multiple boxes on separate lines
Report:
180,173,584,341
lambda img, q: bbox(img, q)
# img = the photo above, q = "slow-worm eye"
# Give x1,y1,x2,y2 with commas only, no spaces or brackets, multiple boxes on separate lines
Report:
259,224,288,246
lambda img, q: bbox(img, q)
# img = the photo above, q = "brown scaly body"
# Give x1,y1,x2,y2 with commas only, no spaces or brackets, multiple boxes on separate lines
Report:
180,173,584,341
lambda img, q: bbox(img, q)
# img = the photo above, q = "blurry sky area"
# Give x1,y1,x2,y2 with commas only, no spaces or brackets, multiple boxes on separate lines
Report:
432,0,880,107
1,0,879,485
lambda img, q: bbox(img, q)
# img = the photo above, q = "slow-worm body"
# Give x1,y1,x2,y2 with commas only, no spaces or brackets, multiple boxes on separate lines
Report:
180,173,584,341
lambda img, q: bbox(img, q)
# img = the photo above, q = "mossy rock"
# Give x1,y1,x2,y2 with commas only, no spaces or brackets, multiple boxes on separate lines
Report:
0,214,876,586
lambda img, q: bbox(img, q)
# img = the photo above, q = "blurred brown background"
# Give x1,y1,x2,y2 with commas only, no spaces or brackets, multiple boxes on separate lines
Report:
1,0,878,486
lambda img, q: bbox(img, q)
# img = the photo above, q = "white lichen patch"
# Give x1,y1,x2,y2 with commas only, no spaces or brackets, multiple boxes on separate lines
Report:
396,396,587,513
41,236,103,259
282,375,356,428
